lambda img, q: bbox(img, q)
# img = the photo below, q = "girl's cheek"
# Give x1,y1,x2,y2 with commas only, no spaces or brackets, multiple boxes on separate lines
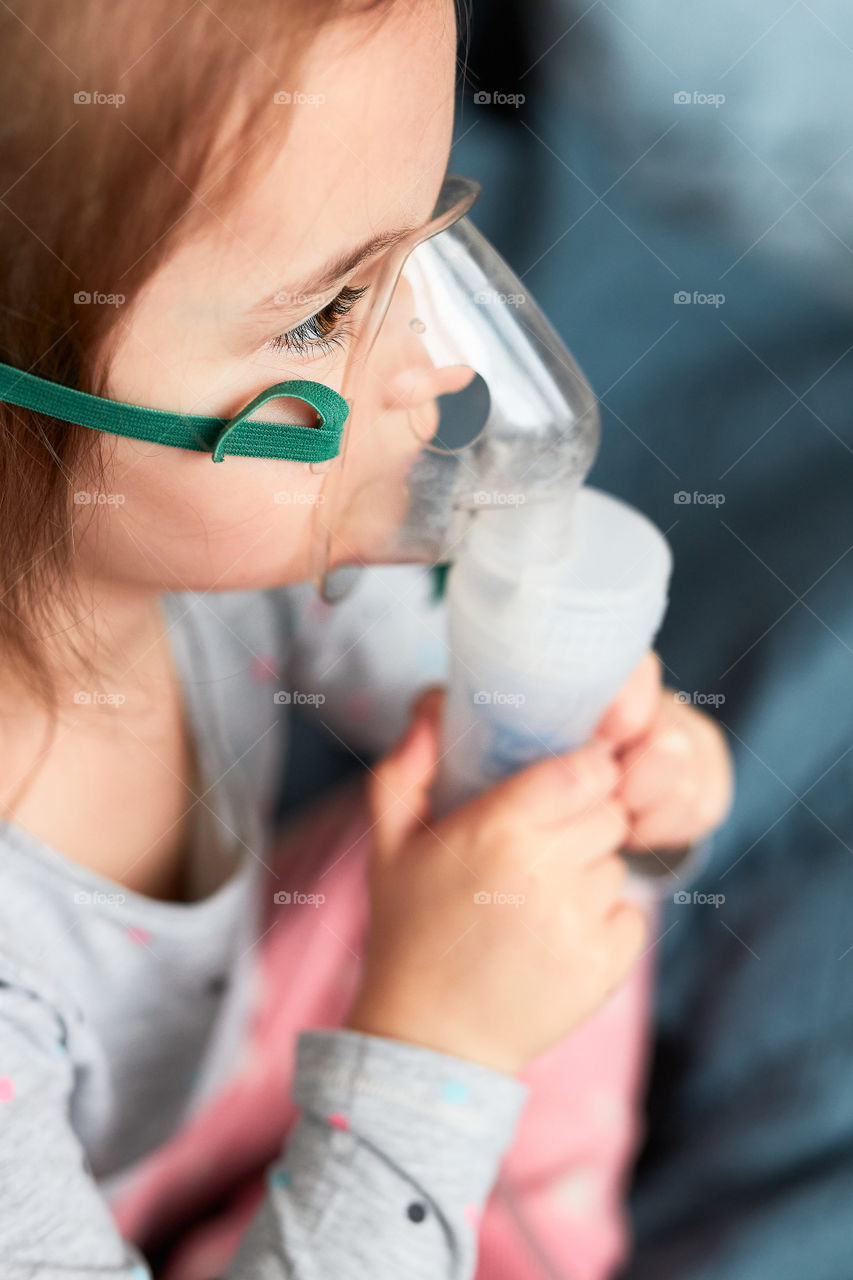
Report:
70,455,321,588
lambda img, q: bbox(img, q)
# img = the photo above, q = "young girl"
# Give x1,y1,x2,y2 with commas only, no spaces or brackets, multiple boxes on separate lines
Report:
0,2,732,1277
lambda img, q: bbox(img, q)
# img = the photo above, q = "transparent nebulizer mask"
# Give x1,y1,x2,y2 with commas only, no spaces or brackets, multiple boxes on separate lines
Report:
313,173,603,599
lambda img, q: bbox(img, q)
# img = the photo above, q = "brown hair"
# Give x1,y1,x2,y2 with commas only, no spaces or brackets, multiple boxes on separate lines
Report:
0,0,411,725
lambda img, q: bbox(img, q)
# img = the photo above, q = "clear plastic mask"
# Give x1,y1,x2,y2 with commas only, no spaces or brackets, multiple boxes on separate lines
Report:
313,174,601,598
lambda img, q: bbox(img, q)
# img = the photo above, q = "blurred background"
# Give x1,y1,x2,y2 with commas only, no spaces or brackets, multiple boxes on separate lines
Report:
446,2,853,1277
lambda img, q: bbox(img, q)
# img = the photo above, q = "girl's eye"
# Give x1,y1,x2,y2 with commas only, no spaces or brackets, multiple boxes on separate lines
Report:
266,284,368,359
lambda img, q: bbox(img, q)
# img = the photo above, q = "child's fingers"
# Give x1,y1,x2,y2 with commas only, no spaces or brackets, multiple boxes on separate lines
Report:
581,849,631,914
513,795,628,883
623,702,733,836
492,742,620,831
593,651,662,751
556,797,629,869
618,722,695,814
369,686,445,853
623,794,699,851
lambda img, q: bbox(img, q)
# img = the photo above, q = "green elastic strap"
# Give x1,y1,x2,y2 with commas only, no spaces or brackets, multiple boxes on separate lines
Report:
0,361,349,463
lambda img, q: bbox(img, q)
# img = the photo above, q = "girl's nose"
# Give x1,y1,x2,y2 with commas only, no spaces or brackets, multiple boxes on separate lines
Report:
373,274,475,410
385,362,475,410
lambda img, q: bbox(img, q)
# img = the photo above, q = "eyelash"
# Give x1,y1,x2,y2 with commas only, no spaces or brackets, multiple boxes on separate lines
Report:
266,284,369,358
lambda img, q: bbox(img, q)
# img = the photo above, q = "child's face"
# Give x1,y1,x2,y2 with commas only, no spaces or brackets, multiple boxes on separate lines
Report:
78,2,458,593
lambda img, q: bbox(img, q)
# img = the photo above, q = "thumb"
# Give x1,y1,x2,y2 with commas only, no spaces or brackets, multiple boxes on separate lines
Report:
369,686,445,855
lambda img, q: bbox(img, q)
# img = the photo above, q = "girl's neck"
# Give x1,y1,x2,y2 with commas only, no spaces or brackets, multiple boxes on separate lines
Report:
0,579,203,901
0,581,178,755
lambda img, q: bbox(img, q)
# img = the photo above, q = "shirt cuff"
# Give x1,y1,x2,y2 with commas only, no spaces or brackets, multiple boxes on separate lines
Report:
293,1027,529,1209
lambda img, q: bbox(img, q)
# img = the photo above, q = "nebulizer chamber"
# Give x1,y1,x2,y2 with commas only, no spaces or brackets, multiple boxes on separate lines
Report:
319,178,672,815
433,488,672,815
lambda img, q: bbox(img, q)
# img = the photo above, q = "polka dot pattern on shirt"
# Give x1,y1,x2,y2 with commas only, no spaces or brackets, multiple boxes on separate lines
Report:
250,655,279,683
441,1079,469,1105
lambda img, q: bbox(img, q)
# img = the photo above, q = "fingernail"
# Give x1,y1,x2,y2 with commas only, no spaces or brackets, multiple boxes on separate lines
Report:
656,729,692,756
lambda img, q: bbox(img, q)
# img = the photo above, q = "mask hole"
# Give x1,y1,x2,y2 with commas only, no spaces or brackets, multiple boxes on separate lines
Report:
429,371,490,454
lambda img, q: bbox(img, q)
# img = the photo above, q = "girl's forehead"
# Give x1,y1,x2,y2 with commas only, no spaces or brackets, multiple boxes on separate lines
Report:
200,3,457,298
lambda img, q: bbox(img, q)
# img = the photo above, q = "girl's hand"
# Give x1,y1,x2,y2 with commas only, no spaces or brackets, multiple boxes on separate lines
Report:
346,689,646,1077
593,652,734,854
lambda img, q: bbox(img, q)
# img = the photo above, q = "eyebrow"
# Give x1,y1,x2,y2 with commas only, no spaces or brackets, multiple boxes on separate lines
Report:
247,222,421,319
